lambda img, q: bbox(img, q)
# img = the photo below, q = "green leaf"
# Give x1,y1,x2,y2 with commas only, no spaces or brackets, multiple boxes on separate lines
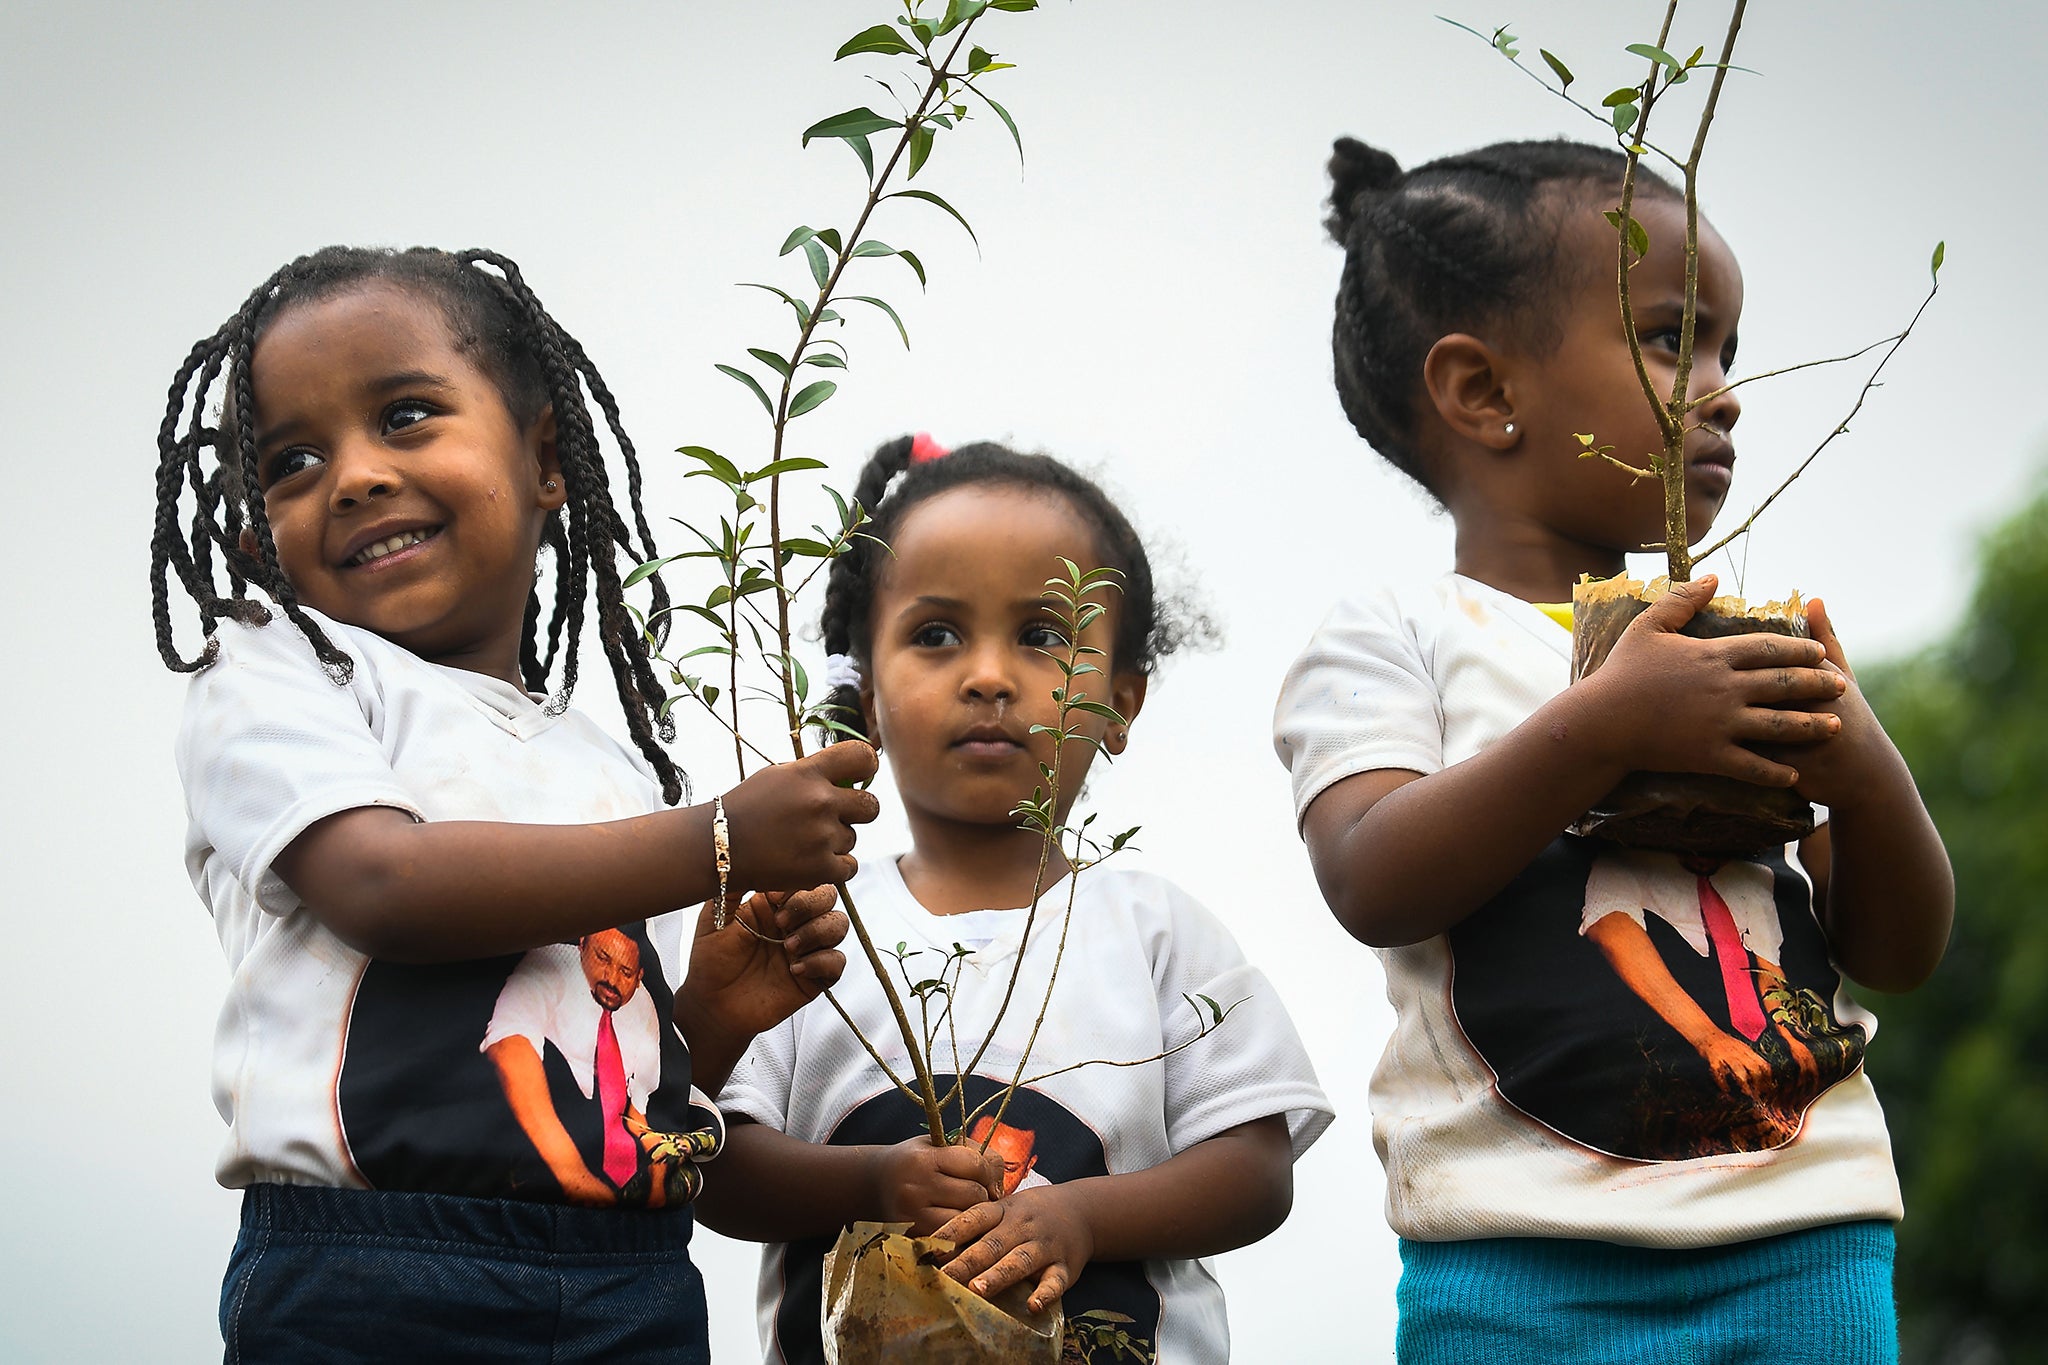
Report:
622,553,690,589
1601,86,1639,108
887,188,979,250
843,132,876,180
836,24,918,59
850,239,897,258
745,456,830,481
988,0,1037,9
845,295,909,347
969,45,993,71
747,347,792,378
908,123,935,179
1539,48,1574,88
980,93,1022,162
802,238,830,289
1610,101,1639,134
1602,209,1650,258
801,107,900,146
738,281,810,325
935,0,990,36
677,445,744,485
699,683,720,709
714,363,774,416
788,380,838,417
778,226,816,257
802,352,848,369
1685,45,1705,67
1931,239,1946,281
816,228,844,254
1625,42,1682,71
897,249,927,289
781,537,837,557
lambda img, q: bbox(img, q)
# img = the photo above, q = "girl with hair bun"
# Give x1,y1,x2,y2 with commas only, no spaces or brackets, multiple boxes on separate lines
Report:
1277,137,1950,1361
700,434,1334,1365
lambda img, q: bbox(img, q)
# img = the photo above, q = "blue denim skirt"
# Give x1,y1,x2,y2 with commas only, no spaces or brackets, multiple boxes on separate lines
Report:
221,1184,709,1364
1396,1220,1897,1364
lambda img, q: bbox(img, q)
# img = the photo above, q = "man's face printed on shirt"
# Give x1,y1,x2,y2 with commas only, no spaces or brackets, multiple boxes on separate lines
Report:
579,929,644,1013
967,1115,1039,1196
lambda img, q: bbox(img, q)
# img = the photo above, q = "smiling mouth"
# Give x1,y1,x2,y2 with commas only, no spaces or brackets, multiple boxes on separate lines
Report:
346,526,442,567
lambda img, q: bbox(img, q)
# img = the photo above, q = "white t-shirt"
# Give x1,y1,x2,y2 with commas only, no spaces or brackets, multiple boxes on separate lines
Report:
721,857,1335,1365
1273,573,1900,1247
177,610,704,1203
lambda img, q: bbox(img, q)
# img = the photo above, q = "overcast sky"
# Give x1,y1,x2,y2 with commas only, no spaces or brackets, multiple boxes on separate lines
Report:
3,2,2040,1360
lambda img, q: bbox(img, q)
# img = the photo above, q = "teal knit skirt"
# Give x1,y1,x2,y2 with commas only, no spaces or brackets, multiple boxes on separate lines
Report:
1396,1220,1896,1364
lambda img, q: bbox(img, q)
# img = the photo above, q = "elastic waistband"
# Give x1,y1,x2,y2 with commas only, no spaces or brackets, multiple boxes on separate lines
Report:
240,1183,696,1258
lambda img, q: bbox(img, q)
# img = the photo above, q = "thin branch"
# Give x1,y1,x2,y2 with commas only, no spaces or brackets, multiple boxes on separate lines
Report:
1690,329,1905,407
1695,274,1939,564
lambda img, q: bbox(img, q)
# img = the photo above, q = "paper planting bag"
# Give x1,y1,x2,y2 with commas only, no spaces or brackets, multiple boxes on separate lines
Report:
820,1221,1061,1364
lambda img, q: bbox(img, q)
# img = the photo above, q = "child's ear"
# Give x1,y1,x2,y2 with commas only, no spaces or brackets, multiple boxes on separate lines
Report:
530,404,565,511
1104,671,1149,756
859,681,883,753
1422,333,1520,451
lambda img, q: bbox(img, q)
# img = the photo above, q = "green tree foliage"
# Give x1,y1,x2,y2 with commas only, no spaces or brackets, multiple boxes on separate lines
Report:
1863,474,2048,1365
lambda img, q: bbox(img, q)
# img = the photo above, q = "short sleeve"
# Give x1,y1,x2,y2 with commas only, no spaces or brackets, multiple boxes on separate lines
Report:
720,1015,798,1126
479,953,555,1054
1273,591,1444,827
176,616,423,914
1154,884,1334,1160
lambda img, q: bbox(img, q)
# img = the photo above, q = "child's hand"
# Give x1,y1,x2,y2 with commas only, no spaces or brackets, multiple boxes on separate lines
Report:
1752,598,1895,810
675,885,848,1094
1581,575,1846,787
722,743,881,891
936,1186,1094,1315
874,1137,1003,1236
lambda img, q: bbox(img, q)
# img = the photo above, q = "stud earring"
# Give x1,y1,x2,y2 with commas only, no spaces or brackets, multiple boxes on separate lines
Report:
1503,422,1517,437
544,479,559,491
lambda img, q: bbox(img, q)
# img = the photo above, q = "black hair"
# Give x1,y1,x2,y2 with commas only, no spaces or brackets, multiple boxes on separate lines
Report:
1325,136,1681,495
817,435,1197,744
148,245,689,803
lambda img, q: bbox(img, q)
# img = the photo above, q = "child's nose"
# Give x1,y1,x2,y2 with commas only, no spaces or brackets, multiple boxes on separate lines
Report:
1691,360,1741,433
960,648,1015,702
327,439,403,510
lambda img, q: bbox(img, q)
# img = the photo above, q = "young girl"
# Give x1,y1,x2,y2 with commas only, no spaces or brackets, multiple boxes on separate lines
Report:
1276,138,1953,1361
151,245,881,1362
696,435,1335,1364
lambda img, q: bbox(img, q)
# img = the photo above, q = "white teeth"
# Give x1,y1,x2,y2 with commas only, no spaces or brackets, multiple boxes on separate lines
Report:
349,528,435,566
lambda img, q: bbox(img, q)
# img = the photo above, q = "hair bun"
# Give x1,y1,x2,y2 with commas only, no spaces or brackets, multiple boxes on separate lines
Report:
1326,137,1403,237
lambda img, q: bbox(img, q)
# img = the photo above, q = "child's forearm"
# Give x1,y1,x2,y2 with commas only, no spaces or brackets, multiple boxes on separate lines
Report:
1303,686,1632,946
1068,1115,1294,1263
274,804,718,962
692,1120,888,1241
1810,759,1953,993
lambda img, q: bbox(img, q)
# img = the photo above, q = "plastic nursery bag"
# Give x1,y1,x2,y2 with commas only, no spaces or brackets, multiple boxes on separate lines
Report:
821,1221,1061,1365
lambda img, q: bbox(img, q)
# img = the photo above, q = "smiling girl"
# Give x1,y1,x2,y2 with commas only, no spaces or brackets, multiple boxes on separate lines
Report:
696,435,1334,1365
150,246,880,1362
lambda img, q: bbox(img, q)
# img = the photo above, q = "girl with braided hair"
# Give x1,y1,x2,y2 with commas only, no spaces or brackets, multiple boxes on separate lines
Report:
1275,138,1951,1361
153,246,881,1362
698,434,1332,1365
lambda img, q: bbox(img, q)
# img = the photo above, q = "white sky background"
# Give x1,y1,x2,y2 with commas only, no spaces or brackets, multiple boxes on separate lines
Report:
2,1,2039,1360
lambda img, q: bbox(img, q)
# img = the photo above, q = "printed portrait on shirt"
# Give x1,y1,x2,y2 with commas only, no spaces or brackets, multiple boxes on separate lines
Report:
1445,834,1868,1162
770,1075,1161,1365
334,920,701,1204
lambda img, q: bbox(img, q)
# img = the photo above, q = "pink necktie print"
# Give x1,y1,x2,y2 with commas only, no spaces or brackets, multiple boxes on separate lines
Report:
595,1010,639,1188
1698,875,1768,1042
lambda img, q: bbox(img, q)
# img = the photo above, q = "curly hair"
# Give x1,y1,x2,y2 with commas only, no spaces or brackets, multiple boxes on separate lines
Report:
147,245,688,802
816,434,1205,744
